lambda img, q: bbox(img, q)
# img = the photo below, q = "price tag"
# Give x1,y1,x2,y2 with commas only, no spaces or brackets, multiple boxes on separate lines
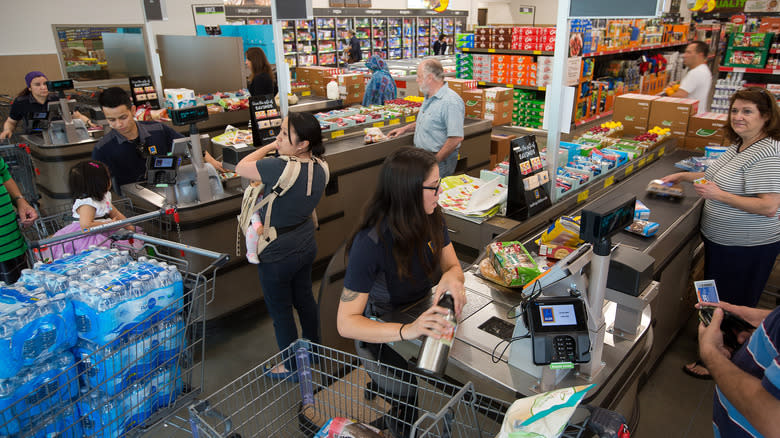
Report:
658,146,665,157
648,152,655,161
301,91,311,97
478,81,486,85
533,50,541,55
506,83,513,88
372,121,384,128
550,362,574,370
625,164,634,176
488,48,496,53
603,175,614,188
389,118,400,125
405,115,416,123
538,86,545,91
733,67,746,73
462,48,470,52
577,190,589,203
331,130,345,139
638,157,646,168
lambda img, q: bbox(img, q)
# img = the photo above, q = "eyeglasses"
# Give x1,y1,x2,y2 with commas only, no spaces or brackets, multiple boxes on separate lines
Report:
422,181,441,192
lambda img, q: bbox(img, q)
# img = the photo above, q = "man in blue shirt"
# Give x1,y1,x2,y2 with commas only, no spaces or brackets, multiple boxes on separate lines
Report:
698,301,780,436
387,59,464,178
92,87,222,191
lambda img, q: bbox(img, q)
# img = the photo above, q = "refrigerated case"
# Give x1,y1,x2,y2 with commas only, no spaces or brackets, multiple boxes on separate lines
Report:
316,17,338,66
355,17,372,60
296,18,316,67
417,17,431,57
281,20,297,68
403,17,416,59
387,17,403,60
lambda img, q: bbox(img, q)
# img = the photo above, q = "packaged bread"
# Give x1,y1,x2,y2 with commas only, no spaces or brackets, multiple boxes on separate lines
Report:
487,241,542,287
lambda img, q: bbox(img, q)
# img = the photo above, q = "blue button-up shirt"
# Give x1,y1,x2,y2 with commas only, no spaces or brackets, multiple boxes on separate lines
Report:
92,121,182,188
413,83,465,156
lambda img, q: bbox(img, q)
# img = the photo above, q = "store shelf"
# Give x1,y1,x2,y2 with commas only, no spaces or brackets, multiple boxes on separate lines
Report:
770,49,780,54
474,81,546,91
573,110,613,127
719,66,780,75
461,47,554,56
582,41,687,58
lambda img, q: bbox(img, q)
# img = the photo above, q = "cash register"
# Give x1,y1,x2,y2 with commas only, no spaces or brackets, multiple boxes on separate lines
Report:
42,79,90,145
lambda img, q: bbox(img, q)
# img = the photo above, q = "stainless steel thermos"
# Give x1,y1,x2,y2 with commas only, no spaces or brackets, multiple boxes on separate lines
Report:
416,292,457,375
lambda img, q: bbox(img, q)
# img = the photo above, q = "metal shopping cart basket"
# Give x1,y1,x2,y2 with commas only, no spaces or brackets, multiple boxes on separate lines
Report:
187,340,601,438
0,142,40,207
0,211,228,438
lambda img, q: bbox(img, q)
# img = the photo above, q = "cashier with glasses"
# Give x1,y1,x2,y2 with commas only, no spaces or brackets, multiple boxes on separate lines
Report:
387,59,464,178
0,71,94,140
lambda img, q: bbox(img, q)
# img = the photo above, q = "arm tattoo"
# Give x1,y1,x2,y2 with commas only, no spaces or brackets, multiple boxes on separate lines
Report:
340,289,361,302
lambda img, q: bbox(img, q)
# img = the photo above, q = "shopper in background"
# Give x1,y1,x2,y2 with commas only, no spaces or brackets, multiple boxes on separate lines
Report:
245,47,276,97
338,147,465,437
0,157,37,283
669,41,711,114
347,30,362,64
1,71,94,140
92,87,223,191
236,112,327,379
387,59,464,178
433,34,448,55
697,301,780,437
362,55,397,106
663,87,780,378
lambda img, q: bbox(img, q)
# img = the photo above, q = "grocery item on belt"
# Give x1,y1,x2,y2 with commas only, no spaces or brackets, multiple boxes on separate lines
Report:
363,127,387,144
487,241,542,287
536,216,583,248
634,199,650,220
646,179,683,198
625,219,659,237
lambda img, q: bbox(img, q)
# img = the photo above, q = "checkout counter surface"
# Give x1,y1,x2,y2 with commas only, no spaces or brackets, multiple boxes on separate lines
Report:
386,147,702,410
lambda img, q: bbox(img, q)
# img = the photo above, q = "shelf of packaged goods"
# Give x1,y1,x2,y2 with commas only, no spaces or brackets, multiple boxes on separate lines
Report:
318,50,336,54
770,49,780,54
318,26,335,30
582,41,688,58
474,81,546,91
572,110,613,127
719,66,780,74
460,47,555,56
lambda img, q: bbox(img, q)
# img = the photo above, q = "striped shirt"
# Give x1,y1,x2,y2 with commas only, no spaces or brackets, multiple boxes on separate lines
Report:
0,158,26,262
701,137,780,246
713,307,780,437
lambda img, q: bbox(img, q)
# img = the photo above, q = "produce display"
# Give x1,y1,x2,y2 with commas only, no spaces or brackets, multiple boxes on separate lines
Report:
632,126,671,145
314,99,421,133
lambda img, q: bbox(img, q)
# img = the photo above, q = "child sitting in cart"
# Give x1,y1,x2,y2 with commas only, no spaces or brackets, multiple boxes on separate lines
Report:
47,160,142,259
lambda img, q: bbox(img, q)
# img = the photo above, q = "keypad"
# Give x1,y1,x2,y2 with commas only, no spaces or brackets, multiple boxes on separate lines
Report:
551,335,576,362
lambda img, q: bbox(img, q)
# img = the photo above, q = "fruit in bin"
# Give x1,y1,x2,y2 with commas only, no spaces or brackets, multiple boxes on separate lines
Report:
665,83,680,96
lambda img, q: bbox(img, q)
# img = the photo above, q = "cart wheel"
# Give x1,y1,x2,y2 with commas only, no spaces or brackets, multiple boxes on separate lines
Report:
364,380,378,400
227,434,242,438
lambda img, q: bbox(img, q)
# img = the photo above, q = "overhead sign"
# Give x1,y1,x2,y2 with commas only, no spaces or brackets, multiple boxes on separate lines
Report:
224,6,467,18
570,0,661,17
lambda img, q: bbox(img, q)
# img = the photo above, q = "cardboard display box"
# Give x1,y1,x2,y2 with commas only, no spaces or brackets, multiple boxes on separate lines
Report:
490,134,516,166
647,96,698,139
683,135,725,152
686,112,728,143
613,93,660,136
463,89,484,119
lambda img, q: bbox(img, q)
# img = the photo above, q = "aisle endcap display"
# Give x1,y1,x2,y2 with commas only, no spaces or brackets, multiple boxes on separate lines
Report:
612,94,660,136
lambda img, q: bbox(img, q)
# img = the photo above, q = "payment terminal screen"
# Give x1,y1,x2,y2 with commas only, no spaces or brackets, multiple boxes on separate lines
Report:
538,304,577,327
155,157,174,168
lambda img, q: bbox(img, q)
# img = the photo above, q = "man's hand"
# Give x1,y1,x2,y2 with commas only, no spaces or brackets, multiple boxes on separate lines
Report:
16,199,38,227
387,127,405,138
699,308,731,364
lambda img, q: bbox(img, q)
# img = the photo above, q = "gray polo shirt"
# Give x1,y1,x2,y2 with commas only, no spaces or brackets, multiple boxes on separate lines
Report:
413,83,465,155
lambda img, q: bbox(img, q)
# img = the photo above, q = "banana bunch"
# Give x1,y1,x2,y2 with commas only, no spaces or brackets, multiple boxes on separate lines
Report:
690,0,716,13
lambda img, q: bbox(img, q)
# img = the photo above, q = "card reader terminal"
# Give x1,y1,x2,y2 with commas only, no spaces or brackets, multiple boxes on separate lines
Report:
524,296,591,365
147,156,180,185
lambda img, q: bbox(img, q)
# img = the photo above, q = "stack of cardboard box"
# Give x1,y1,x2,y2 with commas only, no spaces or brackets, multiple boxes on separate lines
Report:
685,112,728,151
297,66,342,97
462,87,512,126
474,28,493,50
472,54,491,82
647,97,698,141
612,94,659,136
444,78,477,100
337,73,366,105
511,27,556,52
490,134,516,168
491,55,536,86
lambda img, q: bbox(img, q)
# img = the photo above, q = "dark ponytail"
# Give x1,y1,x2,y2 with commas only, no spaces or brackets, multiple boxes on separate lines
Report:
288,112,325,158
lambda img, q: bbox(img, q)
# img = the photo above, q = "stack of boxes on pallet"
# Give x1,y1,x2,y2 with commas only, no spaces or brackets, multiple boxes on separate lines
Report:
513,90,544,129
613,94,728,151
462,87,513,126
473,26,556,51
296,66,366,104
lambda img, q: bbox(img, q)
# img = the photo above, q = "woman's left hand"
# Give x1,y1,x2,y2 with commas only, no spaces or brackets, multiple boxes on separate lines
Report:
694,180,723,200
434,271,466,318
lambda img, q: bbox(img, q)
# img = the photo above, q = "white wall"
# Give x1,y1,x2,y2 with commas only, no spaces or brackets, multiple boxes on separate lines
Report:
476,0,557,26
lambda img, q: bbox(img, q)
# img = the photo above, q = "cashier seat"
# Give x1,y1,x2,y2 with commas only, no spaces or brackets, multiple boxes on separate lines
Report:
318,242,356,355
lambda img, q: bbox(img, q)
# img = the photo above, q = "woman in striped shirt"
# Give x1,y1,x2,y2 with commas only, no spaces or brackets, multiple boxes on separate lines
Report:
664,87,780,378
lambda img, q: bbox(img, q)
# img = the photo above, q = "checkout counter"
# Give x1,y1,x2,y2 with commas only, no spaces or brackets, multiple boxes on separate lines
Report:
365,142,703,424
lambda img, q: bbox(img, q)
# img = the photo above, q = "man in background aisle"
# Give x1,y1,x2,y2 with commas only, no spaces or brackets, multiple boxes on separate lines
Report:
669,41,712,114
433,35,448,55
387,59,464,178
347,30,362,64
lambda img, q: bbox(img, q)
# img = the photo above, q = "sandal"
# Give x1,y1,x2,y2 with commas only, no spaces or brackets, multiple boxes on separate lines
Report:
682,359,712,380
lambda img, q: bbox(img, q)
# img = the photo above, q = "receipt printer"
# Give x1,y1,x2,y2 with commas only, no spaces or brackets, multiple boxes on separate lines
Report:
606,246,654,296
524,297,590,365
221,144,255,171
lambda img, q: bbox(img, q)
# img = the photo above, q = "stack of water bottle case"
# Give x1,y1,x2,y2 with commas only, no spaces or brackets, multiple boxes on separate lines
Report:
0,247,187,437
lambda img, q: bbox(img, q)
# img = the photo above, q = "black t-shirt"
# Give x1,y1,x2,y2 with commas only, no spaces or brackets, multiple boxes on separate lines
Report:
344,221,451,318
8,94,59,134
248,72,277,97
92,121,182,188
349,37,362,62
433,40,447,55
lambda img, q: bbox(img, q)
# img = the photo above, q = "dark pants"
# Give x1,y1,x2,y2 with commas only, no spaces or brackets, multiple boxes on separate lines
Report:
703,236,780,307
257,243,320,369
0,253,28,284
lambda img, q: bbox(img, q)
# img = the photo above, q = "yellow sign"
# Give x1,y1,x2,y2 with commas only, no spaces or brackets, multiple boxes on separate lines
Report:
488,48,496,53
538,86,546,91
533,50,541,55
478,81,486,85
506,83,513,88
603,176,614,188
625,164,634,176
373,121,384,128
301,91,311,97
577,190,589,203
433,0,450,13
638,158,646,168
405,115,416,123
658,146,665,157
331,130,345,139
389,118,400,125
648,152,655,161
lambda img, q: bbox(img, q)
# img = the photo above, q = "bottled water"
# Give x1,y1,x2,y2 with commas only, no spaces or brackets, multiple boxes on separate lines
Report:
77,389,121,438
122,382,152,432
156,314,185,365
24,404,82,438
148,365,182,411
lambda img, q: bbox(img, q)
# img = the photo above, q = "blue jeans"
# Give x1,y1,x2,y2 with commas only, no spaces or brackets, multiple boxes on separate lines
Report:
257,242,320,368
438,149,458,178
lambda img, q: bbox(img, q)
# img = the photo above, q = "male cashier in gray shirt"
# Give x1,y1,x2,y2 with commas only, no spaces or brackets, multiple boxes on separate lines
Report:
388,59,465,177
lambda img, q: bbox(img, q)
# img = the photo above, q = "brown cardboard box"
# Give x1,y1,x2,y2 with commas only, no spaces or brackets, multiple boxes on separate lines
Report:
613,93,659,128
483,87,513,102
475,27,493,36
475,42,491,49
485,99,513,126
357,0,371,6
490,134,516,163
463,89,484,119
344,0,360,6
329,0,345,5
445,78,477,96
622,123,650,137
686,112,727,143
648,97,699,139
683,135,724,152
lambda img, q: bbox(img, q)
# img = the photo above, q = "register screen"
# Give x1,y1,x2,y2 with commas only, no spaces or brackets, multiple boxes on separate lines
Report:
154,157,174,168
538,304,577,327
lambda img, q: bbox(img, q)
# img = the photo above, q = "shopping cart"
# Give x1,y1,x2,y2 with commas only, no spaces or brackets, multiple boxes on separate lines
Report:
187,341,603,438
0,142,40,207
0,211,229,438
